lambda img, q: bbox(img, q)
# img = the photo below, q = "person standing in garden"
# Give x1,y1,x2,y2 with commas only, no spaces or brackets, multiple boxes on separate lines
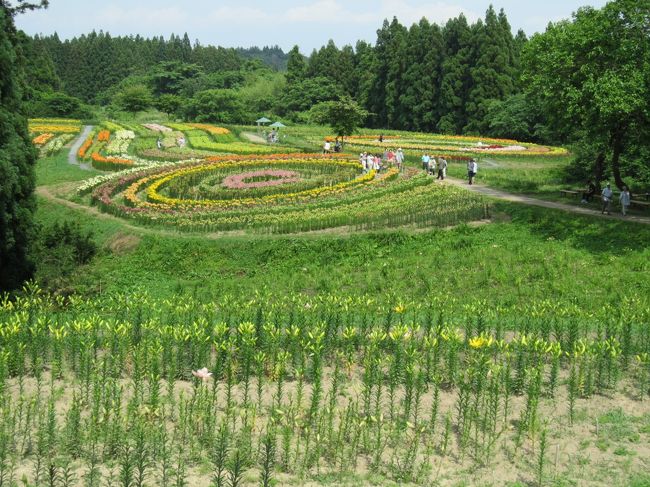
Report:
619,186,631,216
422,153,430,171
428,156,436,176
468,159,478,185
601,183,613,215
323,140,331,154
437,157,448,180
395,148,404,172
581,180,596,203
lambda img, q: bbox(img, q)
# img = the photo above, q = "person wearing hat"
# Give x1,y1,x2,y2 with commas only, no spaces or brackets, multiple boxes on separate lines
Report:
601,183,613,215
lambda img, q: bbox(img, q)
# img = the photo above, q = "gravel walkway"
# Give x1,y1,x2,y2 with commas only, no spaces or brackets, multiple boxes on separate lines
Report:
444,177,650,225
68,125,93,170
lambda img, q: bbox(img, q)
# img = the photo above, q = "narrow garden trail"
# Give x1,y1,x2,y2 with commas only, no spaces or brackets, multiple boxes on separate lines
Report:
68,125,93,169
444,177,650,225
241,132,268,144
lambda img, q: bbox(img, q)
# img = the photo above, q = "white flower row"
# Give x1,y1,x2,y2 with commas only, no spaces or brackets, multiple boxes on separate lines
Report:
75,158,203,195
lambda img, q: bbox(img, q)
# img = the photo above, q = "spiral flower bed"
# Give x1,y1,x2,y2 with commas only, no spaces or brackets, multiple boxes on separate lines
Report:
222,170,302,189
86,153,489,234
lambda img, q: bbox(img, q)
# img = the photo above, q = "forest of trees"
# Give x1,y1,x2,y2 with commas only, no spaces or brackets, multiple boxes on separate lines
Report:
24,7,528,136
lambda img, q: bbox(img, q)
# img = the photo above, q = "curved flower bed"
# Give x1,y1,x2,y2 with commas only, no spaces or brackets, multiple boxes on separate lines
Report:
222,170,302,189
84,153,488,234
321,133,568,157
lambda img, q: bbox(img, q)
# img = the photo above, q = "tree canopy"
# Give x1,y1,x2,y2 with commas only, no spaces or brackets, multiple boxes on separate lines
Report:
522,0,650,188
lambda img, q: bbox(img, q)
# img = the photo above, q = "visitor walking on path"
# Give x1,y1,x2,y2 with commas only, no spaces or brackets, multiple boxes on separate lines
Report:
437,157,448,180
619,186,631,216
601,183,613,215
323,140,331,154
468,159,478,185
422,153,430,171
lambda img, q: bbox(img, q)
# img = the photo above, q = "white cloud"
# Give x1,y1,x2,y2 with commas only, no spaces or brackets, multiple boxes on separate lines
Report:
96,5,190,28
208,6,270,23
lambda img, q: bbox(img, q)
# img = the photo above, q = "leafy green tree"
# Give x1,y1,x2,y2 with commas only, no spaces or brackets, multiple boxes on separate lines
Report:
309,95,368,138
0,1,48,291
155,93,182,117
484,94,549,142
151,61,203,96
522,0,650,189
183,89,248,123
277,76,341,116
114,84,153,115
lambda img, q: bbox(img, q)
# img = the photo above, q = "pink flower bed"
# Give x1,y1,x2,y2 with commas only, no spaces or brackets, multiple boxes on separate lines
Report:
222,170,302,189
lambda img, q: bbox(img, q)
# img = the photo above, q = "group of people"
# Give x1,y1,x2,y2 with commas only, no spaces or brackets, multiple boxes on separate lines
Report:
359,148,405,173
421,154,450,180
323,138,343,154
586,181,632,216
266,128,280,144
156,136,185,150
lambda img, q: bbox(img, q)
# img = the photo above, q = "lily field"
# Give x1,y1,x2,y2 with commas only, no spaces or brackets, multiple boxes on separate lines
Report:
2,118,649,486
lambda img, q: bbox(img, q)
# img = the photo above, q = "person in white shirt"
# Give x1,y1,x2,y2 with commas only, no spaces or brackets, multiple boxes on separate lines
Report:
468,159,478,185
395,148,404,172
619,185,631,216
601,183,614,215
323,140,331,154
428,157,436,176
422,153,430,171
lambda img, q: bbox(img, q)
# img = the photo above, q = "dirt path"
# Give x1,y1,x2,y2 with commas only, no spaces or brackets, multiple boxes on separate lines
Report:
444,177,650,225
241,132,268,144
68,125,93,170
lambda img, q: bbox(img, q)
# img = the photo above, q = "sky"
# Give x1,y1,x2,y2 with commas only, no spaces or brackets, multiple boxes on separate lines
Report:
15,0,609,53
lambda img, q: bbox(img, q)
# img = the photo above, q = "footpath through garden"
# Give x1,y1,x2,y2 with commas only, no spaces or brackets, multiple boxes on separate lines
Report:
444,177,650,225
68,125,93,170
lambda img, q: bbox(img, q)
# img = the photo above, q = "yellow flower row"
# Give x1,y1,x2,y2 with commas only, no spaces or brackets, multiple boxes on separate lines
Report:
145,159,369,208
29,124,81,134
187,123,231,135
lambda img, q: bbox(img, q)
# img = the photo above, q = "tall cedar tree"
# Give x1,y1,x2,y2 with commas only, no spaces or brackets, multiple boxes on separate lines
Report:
465,7,516,134
400,19,444,132
0,1,45,291
437,14,473,133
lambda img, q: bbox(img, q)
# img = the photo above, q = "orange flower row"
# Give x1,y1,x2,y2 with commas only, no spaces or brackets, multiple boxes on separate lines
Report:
97,130,111,142
91,153,133,165
33,133,54,145
188,123,231,136
78,135,94,159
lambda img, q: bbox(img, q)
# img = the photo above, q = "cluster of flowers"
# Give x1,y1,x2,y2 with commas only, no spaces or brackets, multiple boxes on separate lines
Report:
97,130,111,142
91,152,134,171
39,134,75,157
187,123,231,135
28,123,81,134
221,170,302,189
77,133,95,159
32,133,54,145
105,130,135,155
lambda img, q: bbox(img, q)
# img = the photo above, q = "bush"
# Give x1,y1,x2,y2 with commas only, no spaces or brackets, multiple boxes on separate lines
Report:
25,91,94,119
33,221,97,290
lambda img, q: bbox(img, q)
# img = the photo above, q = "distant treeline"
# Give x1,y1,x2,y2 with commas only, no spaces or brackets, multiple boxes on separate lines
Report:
25,6,528,134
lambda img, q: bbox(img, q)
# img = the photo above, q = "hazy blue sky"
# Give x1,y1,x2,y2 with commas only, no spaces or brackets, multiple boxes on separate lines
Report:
15,0,608,52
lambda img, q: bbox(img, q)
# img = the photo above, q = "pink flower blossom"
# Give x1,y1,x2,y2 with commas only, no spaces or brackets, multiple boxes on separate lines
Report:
192,367,213,381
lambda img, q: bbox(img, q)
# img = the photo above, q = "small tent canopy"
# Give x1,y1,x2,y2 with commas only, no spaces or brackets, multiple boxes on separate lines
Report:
269,121,286,128
256,117,271,125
